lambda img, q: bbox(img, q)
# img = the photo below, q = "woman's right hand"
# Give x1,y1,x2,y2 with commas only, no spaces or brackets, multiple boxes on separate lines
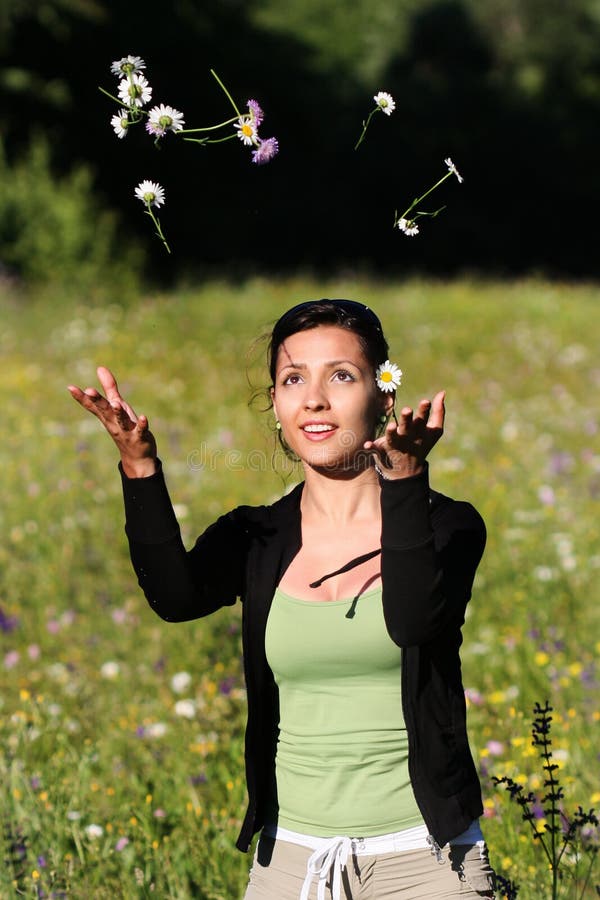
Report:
68,366,157,478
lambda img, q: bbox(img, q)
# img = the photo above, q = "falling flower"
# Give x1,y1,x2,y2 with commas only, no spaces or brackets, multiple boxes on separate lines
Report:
397,217,420,237
355,91,396,148
118,73,152,108
111,55,146,77
393,158,464,236
376,360,403,392
110,111,129,139
252,137,279,165
146,103,185,137
235,117,258,146
135,180,165,208
247,99,264,126
374,91,396,116
444,157,464,183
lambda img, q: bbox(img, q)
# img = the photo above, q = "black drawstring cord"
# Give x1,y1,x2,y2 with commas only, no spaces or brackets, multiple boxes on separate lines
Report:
308,548,381,589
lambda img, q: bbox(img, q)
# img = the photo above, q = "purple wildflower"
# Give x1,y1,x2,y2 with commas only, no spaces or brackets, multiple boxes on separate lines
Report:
247,99,264,126
189,773,207,786
115,836,130,851
219,676,235,695
252,137,279,165
0,606,18,633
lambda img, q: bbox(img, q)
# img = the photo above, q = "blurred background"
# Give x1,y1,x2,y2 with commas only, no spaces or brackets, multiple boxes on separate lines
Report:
2,0,600,290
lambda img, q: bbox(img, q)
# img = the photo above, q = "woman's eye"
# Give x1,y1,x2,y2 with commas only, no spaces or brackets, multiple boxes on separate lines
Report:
333,370,355,382
283,373,303,385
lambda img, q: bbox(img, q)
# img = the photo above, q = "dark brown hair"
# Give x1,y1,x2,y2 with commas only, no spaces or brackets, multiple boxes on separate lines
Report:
268,299,389,386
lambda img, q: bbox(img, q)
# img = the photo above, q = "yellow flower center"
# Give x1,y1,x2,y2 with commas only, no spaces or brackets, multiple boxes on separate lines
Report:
241,123,253,137
381,371,392,382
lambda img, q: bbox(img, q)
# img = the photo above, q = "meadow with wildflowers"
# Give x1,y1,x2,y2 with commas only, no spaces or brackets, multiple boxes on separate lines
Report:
0,278,598,898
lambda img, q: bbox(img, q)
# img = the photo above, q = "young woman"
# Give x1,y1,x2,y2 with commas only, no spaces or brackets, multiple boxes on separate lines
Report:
69,300,496,899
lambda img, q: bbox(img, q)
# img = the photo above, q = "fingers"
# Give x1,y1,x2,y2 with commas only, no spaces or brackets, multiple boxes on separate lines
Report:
96,365,120,403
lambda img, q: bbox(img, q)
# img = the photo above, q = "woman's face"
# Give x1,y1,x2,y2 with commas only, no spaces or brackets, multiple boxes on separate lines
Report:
271,325,390,472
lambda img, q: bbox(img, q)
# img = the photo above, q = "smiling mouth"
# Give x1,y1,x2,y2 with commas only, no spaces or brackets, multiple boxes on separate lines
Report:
302,424,336,433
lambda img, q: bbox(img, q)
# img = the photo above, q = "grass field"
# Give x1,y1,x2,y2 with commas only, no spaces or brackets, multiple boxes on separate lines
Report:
1,277,598,898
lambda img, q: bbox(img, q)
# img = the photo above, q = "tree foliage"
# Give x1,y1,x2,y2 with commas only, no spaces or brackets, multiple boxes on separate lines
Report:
1,0,600,280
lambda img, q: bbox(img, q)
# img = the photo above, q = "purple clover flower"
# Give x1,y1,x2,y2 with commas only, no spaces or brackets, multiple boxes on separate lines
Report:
252,137,279,165
246,99,264,126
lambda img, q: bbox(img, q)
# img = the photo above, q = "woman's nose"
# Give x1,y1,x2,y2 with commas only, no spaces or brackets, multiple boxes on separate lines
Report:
304,385,329,410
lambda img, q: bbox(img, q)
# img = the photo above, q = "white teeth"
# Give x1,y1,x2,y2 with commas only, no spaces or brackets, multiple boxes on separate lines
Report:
303,424,334,433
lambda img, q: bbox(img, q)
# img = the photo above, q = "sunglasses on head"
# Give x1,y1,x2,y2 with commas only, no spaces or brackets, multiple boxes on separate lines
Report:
274,299,383,333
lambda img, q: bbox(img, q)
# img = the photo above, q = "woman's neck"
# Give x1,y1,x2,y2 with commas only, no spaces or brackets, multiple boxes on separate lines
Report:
300,463,381,525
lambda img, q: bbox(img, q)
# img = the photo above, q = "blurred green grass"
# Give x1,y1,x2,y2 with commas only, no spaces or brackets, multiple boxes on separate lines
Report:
0,278,598,898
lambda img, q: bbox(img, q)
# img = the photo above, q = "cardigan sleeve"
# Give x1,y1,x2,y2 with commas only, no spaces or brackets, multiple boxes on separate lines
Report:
380,465,486,647
120,461,249,622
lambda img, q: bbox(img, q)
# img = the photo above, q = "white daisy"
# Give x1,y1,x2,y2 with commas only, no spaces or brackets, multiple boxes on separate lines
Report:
110,111,129,139
146,103,185,136
235,117,258,146
376,360,403,392
374,91,396,116
134,180,165,208
444,157,464,183
111,55,146,77
118,73,152,108
397,217,420,237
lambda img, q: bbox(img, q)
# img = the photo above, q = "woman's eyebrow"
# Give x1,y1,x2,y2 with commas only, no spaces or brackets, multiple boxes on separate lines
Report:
278,358,360,372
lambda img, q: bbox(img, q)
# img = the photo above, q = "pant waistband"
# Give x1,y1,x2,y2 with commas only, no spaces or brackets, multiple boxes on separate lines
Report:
263,824,430,900
263,823,430,855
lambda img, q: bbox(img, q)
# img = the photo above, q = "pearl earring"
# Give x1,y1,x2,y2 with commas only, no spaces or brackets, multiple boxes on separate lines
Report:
276,420,281,430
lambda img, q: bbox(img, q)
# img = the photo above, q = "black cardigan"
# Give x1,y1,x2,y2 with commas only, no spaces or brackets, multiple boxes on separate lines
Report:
120,462,486,850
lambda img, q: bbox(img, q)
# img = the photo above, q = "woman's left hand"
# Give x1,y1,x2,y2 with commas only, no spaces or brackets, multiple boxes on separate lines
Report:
364,391,445,479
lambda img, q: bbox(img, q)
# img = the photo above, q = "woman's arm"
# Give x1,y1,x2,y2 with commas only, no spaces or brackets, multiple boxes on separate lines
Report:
121,462,248,621
364,391,485,646
380,469,485,647
69,367,247,621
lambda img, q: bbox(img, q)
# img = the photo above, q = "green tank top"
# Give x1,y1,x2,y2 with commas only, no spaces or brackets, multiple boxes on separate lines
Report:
265,586,423,836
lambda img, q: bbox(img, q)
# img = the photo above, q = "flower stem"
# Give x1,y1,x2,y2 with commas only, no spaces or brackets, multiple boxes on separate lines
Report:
354,107,378,150
398,171,452,221
145,206,171,254
210,69,241,118
179,115,240,134
98,85,125,105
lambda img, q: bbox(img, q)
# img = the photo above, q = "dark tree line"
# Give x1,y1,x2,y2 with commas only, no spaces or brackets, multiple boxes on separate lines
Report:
2,0,600,281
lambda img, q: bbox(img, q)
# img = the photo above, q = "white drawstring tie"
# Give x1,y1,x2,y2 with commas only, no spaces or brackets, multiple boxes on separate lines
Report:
300,836,352,900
